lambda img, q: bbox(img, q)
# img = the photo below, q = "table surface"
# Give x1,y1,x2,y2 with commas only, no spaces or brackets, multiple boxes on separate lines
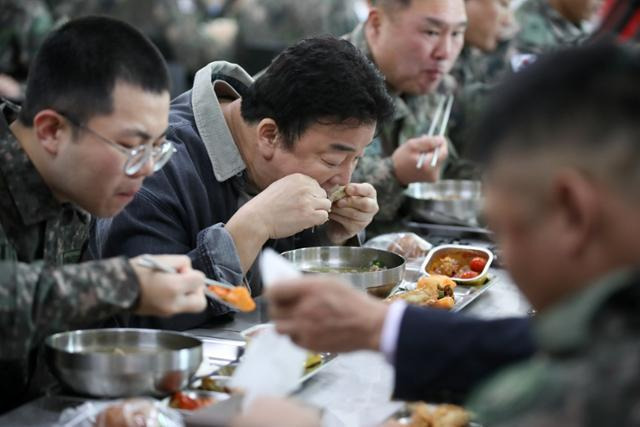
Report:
0,230,532,427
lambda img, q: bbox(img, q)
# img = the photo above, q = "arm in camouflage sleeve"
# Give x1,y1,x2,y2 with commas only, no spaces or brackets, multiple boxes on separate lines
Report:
0,256,139,358
351,155,407,222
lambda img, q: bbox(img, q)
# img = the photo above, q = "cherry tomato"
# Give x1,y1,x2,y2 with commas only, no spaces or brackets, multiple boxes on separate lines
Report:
458,271,479,279
469,257,487,273
170,392,199,410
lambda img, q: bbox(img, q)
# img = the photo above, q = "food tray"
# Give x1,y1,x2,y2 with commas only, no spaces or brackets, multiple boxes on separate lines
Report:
197,328,337,388
197,352,337,385
388,267,497,312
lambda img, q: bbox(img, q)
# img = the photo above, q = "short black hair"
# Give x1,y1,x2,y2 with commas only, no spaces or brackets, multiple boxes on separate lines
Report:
370,0,413,12
241,36,394,148
471,40,640,186
19,16,170,126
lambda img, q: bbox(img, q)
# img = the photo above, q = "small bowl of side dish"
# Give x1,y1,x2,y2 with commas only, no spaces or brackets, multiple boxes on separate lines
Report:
421,245,493,286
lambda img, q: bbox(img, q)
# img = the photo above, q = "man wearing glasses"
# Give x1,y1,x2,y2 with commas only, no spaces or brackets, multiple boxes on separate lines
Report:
0,17,207,413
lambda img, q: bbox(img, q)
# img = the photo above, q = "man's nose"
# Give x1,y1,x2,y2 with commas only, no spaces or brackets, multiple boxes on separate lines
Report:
433,34,454,60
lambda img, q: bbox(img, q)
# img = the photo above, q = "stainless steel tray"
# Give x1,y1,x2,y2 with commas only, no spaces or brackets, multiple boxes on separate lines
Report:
388,267,498,312
194,334,337,386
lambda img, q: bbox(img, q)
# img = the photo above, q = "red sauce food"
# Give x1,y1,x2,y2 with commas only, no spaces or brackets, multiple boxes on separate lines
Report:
426,249,489,280
169,392,215,411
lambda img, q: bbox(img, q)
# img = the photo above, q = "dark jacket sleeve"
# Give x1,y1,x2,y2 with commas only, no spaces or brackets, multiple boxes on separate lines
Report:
393,306,535,403
91,141,241,330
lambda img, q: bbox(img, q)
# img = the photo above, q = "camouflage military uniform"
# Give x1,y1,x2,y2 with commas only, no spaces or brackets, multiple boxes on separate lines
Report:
447,43,516,174
0,101,140,412
0,0,55,95
345,23,460,225
48,0,232,74
231,0,361,73
467,269,640,426
514,0,591,55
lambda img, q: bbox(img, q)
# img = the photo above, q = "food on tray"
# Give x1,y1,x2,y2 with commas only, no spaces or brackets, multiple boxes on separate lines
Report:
94,398,164,427
387,234,431,260
386,275,456,310
304,352,323,370
208,285,256,312
304,259,386,274
199,377,235,394
408,403,471,427
328,185,347,202
469,257,486,273
168,391,216,411
426,249,489,282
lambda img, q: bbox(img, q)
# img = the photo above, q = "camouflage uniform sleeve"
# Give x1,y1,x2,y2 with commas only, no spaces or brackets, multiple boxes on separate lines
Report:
0,257,140,358
351,155,407,222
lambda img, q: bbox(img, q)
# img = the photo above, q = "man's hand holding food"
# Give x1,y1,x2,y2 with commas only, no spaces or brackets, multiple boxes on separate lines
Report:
326,182,379,245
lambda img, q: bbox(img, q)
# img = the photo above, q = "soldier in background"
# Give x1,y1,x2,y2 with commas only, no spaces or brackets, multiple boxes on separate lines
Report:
48,0,238,94
446,0,516,178
514,0,602,57
230,0,362,74
0,0,56,100
0,17,207,413
453,0,515,89
346,0,467,232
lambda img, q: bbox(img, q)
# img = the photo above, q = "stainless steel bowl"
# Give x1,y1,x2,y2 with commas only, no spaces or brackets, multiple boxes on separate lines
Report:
405,180,483,227
45,328,203,398
281,246,405,298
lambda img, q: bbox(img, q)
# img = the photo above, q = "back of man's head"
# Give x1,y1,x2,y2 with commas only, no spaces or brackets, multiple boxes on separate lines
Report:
19,16,170,127
241,36,394,148
473,40,640,196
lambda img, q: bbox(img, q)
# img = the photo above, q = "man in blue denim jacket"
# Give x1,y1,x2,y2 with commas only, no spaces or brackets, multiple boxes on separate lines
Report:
92,37,394,330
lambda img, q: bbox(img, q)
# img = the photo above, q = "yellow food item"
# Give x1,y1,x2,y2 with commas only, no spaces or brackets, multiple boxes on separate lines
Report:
304,352,323,369
432,296,455,310
417,275,456,292
328,185,347,202
386,275,456,310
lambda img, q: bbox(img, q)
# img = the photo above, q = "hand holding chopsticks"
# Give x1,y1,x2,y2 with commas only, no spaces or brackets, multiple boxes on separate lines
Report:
136,255,256,312
416,94,454,169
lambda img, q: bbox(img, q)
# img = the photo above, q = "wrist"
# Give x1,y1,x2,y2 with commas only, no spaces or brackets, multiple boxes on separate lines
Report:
126,257,145,311
228,204,270,243
389,155,408,187
365,300,389,351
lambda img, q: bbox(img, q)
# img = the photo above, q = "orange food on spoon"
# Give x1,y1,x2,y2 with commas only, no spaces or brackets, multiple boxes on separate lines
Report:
208,285,256,312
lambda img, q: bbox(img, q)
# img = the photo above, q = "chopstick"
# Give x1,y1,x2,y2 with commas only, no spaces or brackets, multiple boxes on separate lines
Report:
415,94,454,169
430,95,454,168
135,255,235,290
416,96,445,169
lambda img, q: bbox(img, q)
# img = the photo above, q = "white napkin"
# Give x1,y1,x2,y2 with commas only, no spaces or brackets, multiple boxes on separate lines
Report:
230,249,308,409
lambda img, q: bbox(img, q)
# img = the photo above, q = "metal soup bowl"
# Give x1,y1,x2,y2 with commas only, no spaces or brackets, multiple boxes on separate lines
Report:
281,246,406,298
45,328,202,398
405,180,483,227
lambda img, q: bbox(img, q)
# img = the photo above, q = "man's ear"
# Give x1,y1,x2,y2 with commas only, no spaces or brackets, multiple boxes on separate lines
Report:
32,110,71,156
551,169,600,258
367,7,383,39
256,118,279,160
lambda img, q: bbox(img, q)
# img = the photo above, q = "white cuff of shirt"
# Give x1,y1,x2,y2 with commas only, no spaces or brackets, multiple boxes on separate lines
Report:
379,300,408,365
